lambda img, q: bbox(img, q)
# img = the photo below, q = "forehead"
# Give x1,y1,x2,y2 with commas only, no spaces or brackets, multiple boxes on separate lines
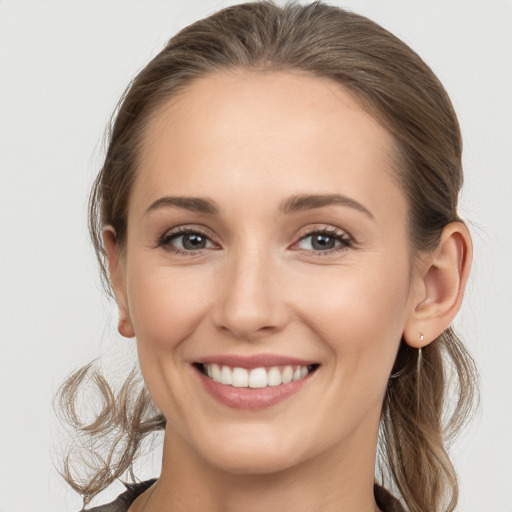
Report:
132,71,405,223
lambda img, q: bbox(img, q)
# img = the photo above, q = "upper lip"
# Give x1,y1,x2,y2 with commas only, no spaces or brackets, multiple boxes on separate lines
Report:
194,353,319,369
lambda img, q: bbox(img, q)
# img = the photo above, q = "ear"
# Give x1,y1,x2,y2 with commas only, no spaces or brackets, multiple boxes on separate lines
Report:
404,222,472,348
103,226,135,338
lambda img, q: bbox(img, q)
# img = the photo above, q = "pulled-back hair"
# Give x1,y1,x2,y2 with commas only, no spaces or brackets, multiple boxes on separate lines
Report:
56,2,478,511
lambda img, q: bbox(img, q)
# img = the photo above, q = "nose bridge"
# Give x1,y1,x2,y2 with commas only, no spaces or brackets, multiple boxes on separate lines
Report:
214,240,286,339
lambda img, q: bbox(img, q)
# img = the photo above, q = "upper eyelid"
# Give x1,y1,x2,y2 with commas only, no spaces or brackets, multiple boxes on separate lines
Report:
160,225,215,240
294,228,353,249
295,225,353,242
299,226,348,237
159,224,351,240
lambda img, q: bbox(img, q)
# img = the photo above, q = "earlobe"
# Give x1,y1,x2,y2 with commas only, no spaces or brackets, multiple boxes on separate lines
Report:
102,227,135,339
404,222,472,348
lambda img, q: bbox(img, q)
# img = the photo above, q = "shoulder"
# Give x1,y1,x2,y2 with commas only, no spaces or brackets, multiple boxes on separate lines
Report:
80,479,157,512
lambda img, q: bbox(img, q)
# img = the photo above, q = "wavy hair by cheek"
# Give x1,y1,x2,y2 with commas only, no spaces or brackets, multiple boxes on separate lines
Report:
55,2,478,510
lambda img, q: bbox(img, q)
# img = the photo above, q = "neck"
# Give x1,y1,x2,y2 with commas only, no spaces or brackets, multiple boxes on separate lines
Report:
143,423,381,512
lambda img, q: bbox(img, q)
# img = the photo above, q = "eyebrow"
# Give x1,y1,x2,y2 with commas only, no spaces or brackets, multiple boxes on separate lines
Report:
144,193,374,219
144,196,221,216
280,194,374,219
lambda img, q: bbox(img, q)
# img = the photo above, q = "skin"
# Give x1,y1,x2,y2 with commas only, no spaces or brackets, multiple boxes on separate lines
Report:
104,71,471,512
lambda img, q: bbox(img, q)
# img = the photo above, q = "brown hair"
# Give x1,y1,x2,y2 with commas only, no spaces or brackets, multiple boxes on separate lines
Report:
55,2,478,511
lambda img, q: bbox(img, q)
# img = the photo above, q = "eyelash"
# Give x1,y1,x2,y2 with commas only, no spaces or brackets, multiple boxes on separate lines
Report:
156,227,215,256
296,227,353,256
156,226,354,257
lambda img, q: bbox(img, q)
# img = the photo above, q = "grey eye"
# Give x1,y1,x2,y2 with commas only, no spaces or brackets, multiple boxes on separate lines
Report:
311,234,337,250
160,229,216,252
181,233,208,250
298,233,341,251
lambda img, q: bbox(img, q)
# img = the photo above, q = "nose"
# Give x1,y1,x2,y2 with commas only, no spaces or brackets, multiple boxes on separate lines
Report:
212,246,289,341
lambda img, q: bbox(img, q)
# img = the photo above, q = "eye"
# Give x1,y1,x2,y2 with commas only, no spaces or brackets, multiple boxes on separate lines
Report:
157,227,217,254
295,228,353,254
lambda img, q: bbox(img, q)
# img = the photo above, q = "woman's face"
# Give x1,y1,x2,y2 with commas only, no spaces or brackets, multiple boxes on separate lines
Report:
116,71,423,474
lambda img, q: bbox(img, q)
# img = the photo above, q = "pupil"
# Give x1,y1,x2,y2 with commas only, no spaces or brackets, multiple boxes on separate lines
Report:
312,234,335,250
183,234,206,250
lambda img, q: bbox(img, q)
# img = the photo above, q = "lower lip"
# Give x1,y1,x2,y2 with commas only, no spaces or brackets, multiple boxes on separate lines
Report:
194,367,314,410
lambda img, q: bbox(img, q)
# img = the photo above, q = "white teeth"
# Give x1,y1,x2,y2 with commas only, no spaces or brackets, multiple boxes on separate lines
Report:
267,367,282,386
232,367,249,387
212,364,221,382
220,365,232,385
281,365,293,384
249,368,267,388
202,363,315,388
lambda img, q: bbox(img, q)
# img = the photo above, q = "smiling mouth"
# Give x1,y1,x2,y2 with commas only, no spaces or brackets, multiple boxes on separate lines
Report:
194,363,320,388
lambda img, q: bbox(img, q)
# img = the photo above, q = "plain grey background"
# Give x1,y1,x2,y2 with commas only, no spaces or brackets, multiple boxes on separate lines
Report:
0,1,511,510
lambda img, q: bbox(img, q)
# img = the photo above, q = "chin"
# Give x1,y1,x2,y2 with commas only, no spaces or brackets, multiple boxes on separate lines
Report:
207,448,299,476
195,429,306,475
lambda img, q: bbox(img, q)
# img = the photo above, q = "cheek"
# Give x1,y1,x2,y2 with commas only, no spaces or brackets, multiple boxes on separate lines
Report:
291,262,411,444
297,261,411,371
127,264,215,349
124,261,219,419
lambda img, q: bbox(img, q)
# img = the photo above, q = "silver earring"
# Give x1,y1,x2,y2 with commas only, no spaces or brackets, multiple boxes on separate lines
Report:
417,346,423,374
417,334,424,375
389,343,423,380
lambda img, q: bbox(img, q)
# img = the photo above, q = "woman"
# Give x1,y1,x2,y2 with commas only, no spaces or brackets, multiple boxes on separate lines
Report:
57,2,478,511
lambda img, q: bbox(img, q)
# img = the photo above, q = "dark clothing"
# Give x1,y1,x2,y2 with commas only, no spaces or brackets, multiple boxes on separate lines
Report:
83,480,157,512
374,485,407,512
83,479,405,512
